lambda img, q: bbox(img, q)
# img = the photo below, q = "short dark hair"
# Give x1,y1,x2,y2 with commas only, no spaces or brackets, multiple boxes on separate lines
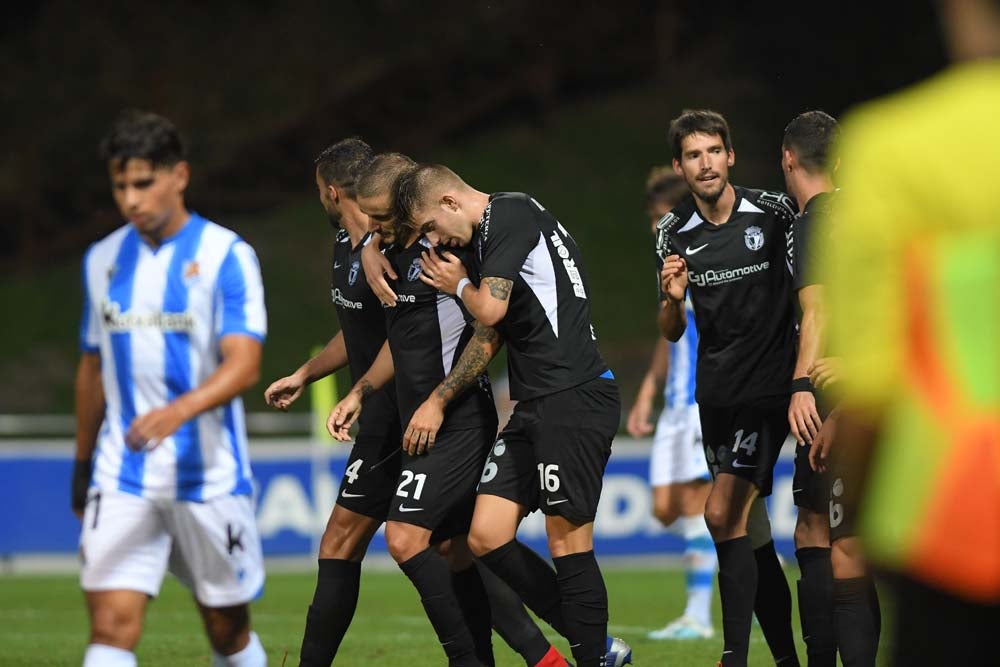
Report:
314,138,374,198
645,166,689,209
783,110,840,174
668,109,732,161
394,163,462,228
99,109,185,169
357,152,416,200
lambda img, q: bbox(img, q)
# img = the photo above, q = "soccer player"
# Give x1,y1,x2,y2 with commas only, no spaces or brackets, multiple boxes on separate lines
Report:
358,153,576,667
817,1,1000,663
781,111,842,666
263,138,406,666
327,192,501,666
626,168,717,641
395,165,628,667
73,110,267,667
656,109,800,667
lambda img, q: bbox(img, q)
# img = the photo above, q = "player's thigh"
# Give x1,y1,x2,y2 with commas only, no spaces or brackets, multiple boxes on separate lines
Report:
167,494,264,609
746,496,774,549
793,440,830,522
700,401,788,499
335,431,402,523
80,489,171,599
386,426,493,533
195,601,251,656
318,503,382,561
678,478,712,517
704,472,758,538
533,377,620,526
478,403,541,513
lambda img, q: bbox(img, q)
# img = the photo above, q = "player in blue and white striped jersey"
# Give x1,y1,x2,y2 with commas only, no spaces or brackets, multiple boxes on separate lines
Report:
73,110,267,667
626,169,716,641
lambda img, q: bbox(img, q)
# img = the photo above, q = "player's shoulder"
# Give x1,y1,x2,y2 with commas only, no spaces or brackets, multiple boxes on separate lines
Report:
738,186,798,222
482,192,538,244
86,223,132,262
655,194,698,238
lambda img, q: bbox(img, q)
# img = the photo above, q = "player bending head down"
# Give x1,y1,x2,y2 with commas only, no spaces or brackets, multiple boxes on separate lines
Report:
394,163,485,248
357,152,416,245
314,137,373,228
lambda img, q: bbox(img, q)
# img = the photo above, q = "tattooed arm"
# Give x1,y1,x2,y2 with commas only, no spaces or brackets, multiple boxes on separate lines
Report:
402,321,505,455
326,341,395,441
418,248,513,327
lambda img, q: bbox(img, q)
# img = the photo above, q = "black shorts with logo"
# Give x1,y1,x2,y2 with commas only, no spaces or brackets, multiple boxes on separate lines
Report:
336,431,403,520
386,424,494,537
477,376,621,525
793,443,830,513
828,454,857,542
700,398,790,497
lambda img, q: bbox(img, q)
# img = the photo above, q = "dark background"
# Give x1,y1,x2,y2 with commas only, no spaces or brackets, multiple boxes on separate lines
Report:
0,1,947,413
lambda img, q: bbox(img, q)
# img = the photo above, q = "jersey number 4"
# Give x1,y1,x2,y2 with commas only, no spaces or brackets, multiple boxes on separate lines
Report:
344,459,364,485
732,429,758,456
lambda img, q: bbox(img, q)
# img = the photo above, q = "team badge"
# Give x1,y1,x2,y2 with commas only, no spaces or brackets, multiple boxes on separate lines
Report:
182,260,200,285
744,225,764,251
407,257,422,282
348,260,360,286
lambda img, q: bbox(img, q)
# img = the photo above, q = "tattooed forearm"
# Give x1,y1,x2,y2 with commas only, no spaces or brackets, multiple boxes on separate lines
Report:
483,277,513,301
356,379,375,400
434,322,501,403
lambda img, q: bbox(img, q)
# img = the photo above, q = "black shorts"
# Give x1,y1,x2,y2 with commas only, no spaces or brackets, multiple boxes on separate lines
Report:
828,457,857,542
700,399,790,497
793,443,829,513
336,431,403,520
477,377,620,525
386,425,493,535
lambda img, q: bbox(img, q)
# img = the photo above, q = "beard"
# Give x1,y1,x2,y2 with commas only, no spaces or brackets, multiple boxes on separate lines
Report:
693,176,727,204
326,209,342,229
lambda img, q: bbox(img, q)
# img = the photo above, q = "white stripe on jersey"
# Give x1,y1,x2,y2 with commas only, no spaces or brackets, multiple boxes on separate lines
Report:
518,232,559,337
80,214,266,502
437,293,466,377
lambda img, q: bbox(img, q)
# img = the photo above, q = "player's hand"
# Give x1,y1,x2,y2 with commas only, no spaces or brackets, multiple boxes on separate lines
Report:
809,356,842,391
419,250,466,295
809,408,840,472
126,403,190,451
264,372,306,411
362,236,398,307
659,255,688,301
788,390,822,445
71,458,92,519
403,397,445,456
327,392,362,441
626,394,655,438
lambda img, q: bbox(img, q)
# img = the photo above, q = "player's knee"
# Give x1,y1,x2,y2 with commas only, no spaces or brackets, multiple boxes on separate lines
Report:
202,605,250,656
703,502,740,539
385,524,425,564
831,537,867,579
794,510,830,549
653,499,680,527
90,604,143,648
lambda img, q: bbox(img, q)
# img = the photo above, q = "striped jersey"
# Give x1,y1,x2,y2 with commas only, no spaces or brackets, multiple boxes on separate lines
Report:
79,213,267,502
664,299,698,410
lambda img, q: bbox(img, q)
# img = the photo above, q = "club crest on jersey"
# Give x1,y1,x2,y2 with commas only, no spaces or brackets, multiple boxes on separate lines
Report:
348,260,360,286
407,257,422,282
182,260,200,285
744,225,764,251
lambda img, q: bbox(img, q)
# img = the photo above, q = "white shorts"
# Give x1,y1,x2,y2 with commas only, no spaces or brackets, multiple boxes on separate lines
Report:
649,404,710,487
79,489,264,608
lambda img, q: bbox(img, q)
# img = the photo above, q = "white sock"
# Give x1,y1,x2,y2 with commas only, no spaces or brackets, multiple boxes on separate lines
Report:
83,644,137,667
679,514,717,628
212,631,265,667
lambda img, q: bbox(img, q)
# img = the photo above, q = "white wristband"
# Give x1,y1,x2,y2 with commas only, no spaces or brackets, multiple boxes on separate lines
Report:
456,277,472,301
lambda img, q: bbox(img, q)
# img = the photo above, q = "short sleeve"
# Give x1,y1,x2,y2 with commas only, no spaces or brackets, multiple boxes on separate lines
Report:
79,248,101,353
479,197,541,281
216,240,267,342
792,213,818,291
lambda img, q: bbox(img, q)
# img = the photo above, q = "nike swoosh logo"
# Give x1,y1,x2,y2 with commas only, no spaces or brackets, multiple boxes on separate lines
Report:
334,262,343,269
686,243,709,255
732,462,757,468
341,491,365,498
398,505,423,512
546,498,570,506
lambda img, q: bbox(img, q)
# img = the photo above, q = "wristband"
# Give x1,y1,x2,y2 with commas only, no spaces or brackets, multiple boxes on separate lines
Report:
791,377,815,394
72,458,93,513
456,277,472,301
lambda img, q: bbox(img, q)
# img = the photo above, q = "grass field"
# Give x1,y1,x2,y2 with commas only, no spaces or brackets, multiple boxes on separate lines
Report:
0,567,859,666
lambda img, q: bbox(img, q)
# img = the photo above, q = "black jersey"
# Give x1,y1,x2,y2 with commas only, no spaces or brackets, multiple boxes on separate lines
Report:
792,191,833,294
384,237,496,431
474,192,608,401
332,230,399,436
655,186,798,406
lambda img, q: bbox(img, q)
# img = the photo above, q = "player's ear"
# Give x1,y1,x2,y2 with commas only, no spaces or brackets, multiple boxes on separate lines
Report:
172,161,190,193
442,194,459,212
328,183,340,204
727,149,736,168
672,159,683,177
